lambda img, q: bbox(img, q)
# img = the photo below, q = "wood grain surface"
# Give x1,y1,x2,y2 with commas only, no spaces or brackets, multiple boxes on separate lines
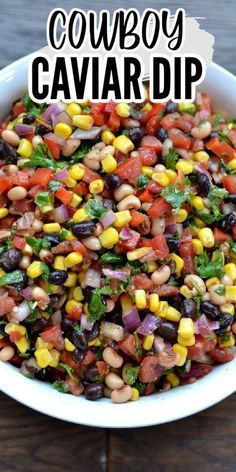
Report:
0,1,236,471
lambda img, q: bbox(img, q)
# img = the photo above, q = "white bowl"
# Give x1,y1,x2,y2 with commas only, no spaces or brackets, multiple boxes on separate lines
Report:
0,54,236,428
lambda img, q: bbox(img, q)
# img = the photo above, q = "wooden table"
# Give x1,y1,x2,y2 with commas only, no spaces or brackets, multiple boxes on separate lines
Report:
0,1,236,471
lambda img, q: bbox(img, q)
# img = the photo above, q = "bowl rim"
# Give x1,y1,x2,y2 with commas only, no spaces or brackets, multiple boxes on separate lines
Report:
0,53,236,428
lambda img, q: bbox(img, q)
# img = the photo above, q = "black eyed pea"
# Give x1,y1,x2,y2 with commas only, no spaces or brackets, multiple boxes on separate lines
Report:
81,236,102,251
111,385,133,403
32,218,44,233
117,195,141,211
102,347,123,368
114,184,135,202
32,135,43,149
62,138,81,157
100,321,125,341
191,120,212,139
220,274,233,286
162,138,173,156
6,165,18,175
0,346,15,361
151,265,171,285
151,217,166,236
2,129,20,147
19,255,31,270
105,372,124,390
100,145,115,159
104,386,112,398
7,186,27,201
184,274,206,296
209,284,226,305
84,149,101,170
154,164,166,173
93,141,105,150
94,223,103,237
122,118,140,128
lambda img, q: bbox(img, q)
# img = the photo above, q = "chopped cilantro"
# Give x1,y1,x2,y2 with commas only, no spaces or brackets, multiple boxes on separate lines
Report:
86,199,105,219
215,286,225,296
25,236,51,256
0,270,24,286
128,260,148,275
230,240,236,256
218,129,232,145
123,366,140,385
161,179,191,214
25,301,38,324
21,144,67,171
198,185,228,223
195,250,224,279
137,174,149,189
133,380,146,395
59,228,69,241
40,263,50,281
52,380,66,393
35,191,52,209
48,180,61,193
165,147,178,170
88,290,107,322
58,362,74,377
100,252,126,265
213,113,225,129
69,143,91,164
23,93,47,118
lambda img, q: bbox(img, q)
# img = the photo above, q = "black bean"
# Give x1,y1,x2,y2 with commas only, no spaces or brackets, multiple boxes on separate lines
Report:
170,294,184,311
84,366,99,382
103,198,117,212
84,132,102,146
226,194,236,205
201,301,221,320
181,299,197,319
156,127,168,143
197,173,211,196
0,138,18,163
85,321,99,341
44,233,60,247
129,108,142,120
72,348,86,363
37,124,50,136
215,313,233,334
61,318,75,338
105,309,123,326
23,114,35,125
128,127,145,146
48,270,67,285
157,321,178,343
71,221,96,238
72,330,88,350
0,248,22,272
82,287,94,303
165,101,178,114
104,173,122,189
220,213,236,233
30,317,48,337
165,237,180,253
84,383,104,401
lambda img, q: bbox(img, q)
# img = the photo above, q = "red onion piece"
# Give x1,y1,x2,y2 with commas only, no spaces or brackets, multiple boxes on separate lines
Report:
140,249,155,262
43,132,66,146
194,315,213,337
123,306,141,332
54,169,69,181
101,210,116,229
165,224,178,234
51,113,58,128
53,205,70,223
154,335,165,353
82,268,101,288
21,287,32,300
102,267,130,281
56,111,72,126
43,102,66,120
119,226,133,240
16,211,34,230
15,124,34,136
137,314,161,335
80,314,94,331
208,321,220,331
71,127,102,140
11,300,31,323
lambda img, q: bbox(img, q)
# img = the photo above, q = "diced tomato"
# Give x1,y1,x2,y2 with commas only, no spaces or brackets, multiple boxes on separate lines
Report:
187,335,216,360
90,102,105,114
9,330,22,343
191,139,204,153
12,101,26,117
115,157,142,186
209,346,235,363
138,189,153,203
67,305,83,321
28,185,44,198
118,334,142,362
168,128,192,149
130,210,146,227
179,240,195,274
140,136,163,153
228,129,236,148
175,114,193,132
206,137,235,161
12,198,34,214
12,236,26,250
83,168,100,183
132,274,153,290
141,103,165,124
104,101,116,113
0,194,7,207
160,112,179,130
0,296,15,317
0,338,11,348
213,227,230,243
146,115,161,135
81,350,95,366
13,170,31,188
40,323,64,350
96,361,109,375
60,351,79,370
44,138,61,160
156,285,179,297
139,147,157,166
93,113,106,126
222,175,236,193
180,363,213,379
148,197,172,218
29,168,53,187
71,240,89,257
74,182,88,196
137,237,152,248
0,215,15,229
116,229,140,252
107,112,121,133
65,376,84,396
151,234,169,260
55,187,73,205
0,176,12,194
145,383,156,395
139,355,161,383
147,181,163,194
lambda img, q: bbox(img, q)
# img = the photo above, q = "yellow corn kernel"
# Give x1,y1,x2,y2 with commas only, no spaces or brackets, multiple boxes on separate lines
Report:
135,289,147,310
65,299,82,314
73,286,84,302
72,114,94,130
165,169,177,182
0,269,6,278
192,238,203,255
0,208,8,219
99,227,119,249
179,285,193,298
166,372,180,387
5,323,26,336
120,294,133,313
149,293,159,313
224,263,236,281
176,209,188,223
73,208,89,223
114,210,132,228
68,164,85,180
43,223,61,233
62,176,76,188
22,243,33,256
65,338,76,352
178,318,194,339
168,253,184,275
194,151,209,164
89,179,104,194
63,230,75,241
54,122,72,140
126,246,150,261
49,349,60,367
228,158,236,170
63,272,77,287
66,102,82,117
198,227,214,248
225,286,236,302
220,303,234,316
35,336,53,351
64,252,83,268
143,334,154,351
7,122,14,130
178,334,195,347
69,193,82,208
141,166,153,177
152,172,170,187
113,135,134,154
101,154,117,173
102,130,115,145
140,103,152,112
35,348,53,368
88,337,101,347
115,103,130,118
67,288,74,300
219,332,235,347
54,256,65,270
206,277,220,289
191,196,204,211
14,336,29,354
131,387,139,401
173,344,188,366
156,301,169,318
40,204,54,214
83,303,89,316
176,159,194,174
178,102,196,114
165,306,182,322
27,261,44,279
193,216,205,229
17,138,33,158
146,261,158,273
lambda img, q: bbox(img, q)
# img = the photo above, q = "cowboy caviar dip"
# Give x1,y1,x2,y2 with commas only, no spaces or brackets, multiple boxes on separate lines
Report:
0,91,235,403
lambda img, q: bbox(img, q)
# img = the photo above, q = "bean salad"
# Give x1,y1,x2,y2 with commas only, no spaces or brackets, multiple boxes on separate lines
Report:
0,90,235,403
